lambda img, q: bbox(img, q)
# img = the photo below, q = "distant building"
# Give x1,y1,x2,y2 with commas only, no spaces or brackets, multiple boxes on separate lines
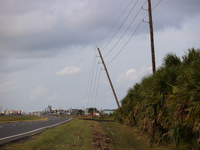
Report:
102,109,116,115
21,111,26,115
51,109,64,114
84,108,88,115
67,109,78,115
30,111,43,116
2,109,22,115
93,112,100,117
4,109,10,115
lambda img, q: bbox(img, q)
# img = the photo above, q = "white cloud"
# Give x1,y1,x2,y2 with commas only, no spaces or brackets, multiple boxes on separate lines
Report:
56,66,81,76
117,66,151,83
0,81,15,93
82,98,88,103
30,85,48,100
47,94,58,101
117,69,138,82
126,69,137,75
148,67,152,71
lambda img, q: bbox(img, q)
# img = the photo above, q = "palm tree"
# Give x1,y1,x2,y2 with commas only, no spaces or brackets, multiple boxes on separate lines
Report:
114,48,200,148
163,53,181,68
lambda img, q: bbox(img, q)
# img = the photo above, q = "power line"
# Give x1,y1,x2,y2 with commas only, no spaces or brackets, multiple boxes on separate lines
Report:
97,0,134,47
142,0,162,20
93,69,102,107
101,0,139,52
104,0,148,58
90,64,100,107
106,0,162,65
86,53,97,109
152,0,161,10
107,20,143,66
83,49,96,109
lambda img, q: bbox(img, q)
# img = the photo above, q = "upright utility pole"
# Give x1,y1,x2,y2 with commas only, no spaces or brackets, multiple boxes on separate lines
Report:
148,0,156,74
97,48,120,108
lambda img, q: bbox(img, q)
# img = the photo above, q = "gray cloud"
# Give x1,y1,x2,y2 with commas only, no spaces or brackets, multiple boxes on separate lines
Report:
0,0,199,57
0,58,40,73
153,0,200,30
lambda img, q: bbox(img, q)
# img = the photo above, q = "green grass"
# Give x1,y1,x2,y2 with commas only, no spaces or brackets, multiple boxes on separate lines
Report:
1,118,189,150
1,118,96,150
98,122,187,150
47,115,73,118
78,116,114,121
0,115,47,123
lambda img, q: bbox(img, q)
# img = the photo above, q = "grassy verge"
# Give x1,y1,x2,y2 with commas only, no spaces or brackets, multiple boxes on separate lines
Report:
78,116,115,121
98,122,190,150
1,118,189,150
46,115,72,118
1,118,96,150
0,115,47,124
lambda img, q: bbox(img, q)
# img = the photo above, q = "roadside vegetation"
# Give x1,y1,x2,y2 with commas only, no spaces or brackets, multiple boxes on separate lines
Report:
113,48,200,149
0,115,47,124
78,114,114,121
47,114,72,118
1,118,188,150
1,118,95,150
98,121,181,150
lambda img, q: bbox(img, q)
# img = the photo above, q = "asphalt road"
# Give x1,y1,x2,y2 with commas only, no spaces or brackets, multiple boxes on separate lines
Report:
0,117,73,145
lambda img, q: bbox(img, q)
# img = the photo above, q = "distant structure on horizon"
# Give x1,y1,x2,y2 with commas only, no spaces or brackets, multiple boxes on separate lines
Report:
1,109,22,116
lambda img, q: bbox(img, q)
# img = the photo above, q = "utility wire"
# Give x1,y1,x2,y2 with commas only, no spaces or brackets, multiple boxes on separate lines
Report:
104,0,148,58
106,0,162,65
83,49,96,109
86,54,97,109
97,0,134,47
90,63,99,107
93,69,102,107
142,0,161,20
107,20,143,65
153,0,161,10
101,0,139,52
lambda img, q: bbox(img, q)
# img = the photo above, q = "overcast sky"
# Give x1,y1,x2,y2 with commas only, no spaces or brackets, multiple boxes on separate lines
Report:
0,0,200,113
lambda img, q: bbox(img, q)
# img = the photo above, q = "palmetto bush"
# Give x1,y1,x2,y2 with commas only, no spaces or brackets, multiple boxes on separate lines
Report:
113,48,200,148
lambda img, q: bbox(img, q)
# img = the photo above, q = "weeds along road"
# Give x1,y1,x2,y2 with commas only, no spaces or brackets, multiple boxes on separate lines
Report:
0,117,73,145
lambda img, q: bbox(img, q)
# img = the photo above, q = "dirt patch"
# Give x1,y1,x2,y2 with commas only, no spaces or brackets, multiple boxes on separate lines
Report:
91,124,114,150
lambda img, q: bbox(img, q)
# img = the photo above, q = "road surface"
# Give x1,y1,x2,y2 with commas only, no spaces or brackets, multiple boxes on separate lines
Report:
0,117,73,145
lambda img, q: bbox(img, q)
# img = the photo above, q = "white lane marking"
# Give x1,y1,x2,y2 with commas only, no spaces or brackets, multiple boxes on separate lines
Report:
0,118,73,141
0,126,3,128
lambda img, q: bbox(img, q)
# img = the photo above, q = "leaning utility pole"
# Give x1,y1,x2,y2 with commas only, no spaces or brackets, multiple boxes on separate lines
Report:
148,0,156,74
97,47,120,108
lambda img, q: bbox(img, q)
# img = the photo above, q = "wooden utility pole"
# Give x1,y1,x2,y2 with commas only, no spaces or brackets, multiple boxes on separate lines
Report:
148,0,156,74
97,48,120,108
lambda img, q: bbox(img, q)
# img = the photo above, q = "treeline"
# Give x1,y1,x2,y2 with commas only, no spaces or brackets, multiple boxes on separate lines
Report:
113,48,200,148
